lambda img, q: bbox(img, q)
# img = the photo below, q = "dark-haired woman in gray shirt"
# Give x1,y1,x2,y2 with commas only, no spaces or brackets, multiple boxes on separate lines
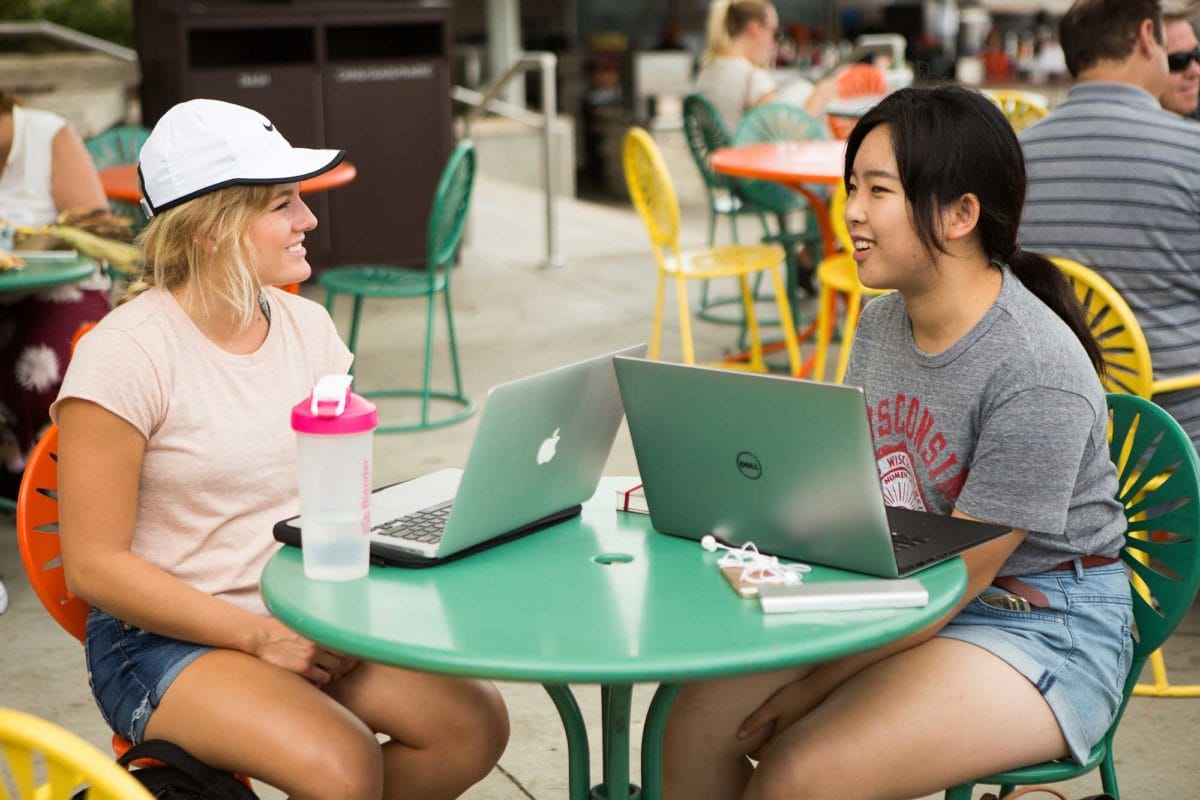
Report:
662,85,1131,800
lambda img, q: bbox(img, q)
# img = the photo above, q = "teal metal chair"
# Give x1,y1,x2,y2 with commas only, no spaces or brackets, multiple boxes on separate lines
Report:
84,124,151,235
84,124,150,169
320,141,476,433
682,94,773,331
945,393,1200,800
732,103,828,307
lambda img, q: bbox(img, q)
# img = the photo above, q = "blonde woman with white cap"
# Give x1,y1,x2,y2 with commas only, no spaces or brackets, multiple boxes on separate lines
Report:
51,99,509,800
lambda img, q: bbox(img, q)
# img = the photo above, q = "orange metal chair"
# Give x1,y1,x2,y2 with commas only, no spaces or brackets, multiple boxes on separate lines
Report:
835,64,887,98
16,425,255,782
17,426,132,762
811,183,890,382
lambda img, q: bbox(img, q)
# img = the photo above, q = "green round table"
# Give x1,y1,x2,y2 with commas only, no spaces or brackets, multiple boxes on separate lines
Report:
0,252,98,293
261,477,967,799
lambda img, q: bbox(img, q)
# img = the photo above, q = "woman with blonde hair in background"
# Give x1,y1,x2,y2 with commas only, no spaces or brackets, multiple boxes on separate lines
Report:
53,98,509,799
696,0,834,134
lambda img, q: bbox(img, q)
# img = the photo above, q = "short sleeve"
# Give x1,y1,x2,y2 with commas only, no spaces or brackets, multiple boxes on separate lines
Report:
954,385,1096,535
747,67,777,107
51,328,166,439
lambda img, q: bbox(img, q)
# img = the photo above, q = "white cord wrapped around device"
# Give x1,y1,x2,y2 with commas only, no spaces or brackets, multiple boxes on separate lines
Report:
700,535,810,586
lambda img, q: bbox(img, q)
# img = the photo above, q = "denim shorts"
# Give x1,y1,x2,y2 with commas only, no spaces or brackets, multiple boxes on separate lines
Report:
85,607,214,744
937,562,1132,765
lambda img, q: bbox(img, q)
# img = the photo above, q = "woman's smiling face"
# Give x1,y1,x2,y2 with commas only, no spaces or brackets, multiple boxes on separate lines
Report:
844,125,931,293
247,183,317,286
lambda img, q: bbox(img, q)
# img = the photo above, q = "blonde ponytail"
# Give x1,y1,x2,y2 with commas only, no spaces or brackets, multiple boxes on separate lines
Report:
702,0,734,65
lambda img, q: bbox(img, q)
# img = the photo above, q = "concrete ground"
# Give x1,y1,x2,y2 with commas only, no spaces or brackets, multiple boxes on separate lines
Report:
2,135,1198,798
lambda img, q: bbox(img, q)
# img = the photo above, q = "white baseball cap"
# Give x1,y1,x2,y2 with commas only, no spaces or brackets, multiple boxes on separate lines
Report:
137,98,345,217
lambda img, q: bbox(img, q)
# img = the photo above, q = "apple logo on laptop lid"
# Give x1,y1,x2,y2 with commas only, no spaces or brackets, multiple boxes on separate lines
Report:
537,428,561,465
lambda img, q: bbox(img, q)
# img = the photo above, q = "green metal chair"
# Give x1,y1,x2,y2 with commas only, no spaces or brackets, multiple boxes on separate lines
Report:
945,393,1200,800
84,124,150,169
732,103,829,309
84,124,151,235
682,94,773,331
320,141,476,433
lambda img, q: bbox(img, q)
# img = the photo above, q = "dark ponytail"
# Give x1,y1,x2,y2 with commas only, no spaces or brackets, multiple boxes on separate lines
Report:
1007,248,1103,375
844,85,1103,374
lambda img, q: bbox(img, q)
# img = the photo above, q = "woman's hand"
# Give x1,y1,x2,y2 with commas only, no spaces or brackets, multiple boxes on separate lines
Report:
738,673,832,758
252,617,352,686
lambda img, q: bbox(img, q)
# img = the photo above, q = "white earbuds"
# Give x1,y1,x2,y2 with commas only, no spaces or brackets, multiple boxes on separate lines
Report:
698,534,811,584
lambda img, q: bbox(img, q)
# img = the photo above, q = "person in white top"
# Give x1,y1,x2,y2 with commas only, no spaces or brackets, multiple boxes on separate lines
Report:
695,0,835,135
53,99,508,799
0,88,112,613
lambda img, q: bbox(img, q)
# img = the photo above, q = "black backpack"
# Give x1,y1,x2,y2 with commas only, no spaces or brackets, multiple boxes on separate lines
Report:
74,740,259,800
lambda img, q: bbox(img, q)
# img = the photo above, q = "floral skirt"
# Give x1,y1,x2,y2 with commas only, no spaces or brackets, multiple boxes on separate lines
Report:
0,274,110,464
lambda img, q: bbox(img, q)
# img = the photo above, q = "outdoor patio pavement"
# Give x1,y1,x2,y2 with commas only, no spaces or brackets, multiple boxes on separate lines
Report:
2,138,1197,798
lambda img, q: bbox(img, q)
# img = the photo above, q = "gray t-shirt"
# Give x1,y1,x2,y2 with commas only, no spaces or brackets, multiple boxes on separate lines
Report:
845,268,1126,576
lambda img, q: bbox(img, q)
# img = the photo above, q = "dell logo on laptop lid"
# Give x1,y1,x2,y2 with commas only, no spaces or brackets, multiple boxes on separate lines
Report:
736,451,762,479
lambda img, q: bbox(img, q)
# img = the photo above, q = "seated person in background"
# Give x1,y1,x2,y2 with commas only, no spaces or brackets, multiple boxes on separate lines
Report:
696,0,833,135
54,98,508,800
662,85,1130,800
0,88,111,500
1160,1,1200,115
1020,0,1200,448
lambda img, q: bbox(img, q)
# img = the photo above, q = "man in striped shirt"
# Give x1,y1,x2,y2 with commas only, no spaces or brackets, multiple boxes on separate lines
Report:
1020,0,1200,445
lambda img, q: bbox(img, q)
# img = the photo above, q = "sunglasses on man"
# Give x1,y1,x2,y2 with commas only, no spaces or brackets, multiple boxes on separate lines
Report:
1168,47,1200,72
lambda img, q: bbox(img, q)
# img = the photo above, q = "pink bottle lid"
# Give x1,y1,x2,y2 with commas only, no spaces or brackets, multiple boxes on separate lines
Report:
291,374,378,435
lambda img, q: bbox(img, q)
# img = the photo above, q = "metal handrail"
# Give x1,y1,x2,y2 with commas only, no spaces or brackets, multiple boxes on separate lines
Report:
0,21,137,62
452,51,562,268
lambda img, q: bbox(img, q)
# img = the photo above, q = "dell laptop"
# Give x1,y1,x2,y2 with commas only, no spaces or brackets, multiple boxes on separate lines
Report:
276,344,645,565
612,358,1011,577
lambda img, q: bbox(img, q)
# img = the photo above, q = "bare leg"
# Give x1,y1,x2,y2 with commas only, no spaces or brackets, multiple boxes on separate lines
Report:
663,667,811,800
745,638,1068,800
146,651,508,799
145,650,384,800
324,660,509,800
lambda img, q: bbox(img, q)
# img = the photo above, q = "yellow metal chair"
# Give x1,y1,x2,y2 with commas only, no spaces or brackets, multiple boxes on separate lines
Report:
1053,255,1200,697
0,707,154,800
983,89,1049,133
811,182,890,382
622,127,800,375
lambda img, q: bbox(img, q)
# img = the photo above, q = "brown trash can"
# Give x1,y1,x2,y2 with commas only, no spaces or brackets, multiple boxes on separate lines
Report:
133,0,453,269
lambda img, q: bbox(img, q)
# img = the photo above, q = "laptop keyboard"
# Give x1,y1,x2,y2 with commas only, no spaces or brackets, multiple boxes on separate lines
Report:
890,531,929,551
372,500,454,545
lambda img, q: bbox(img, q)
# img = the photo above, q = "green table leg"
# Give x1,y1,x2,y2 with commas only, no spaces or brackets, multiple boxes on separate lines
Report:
544,684,591,800
639,683,681,800
596,684,637,799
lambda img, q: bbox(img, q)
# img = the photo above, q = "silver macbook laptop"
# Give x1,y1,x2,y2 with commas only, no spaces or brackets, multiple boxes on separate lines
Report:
613,358,1011,577
276,345,645,565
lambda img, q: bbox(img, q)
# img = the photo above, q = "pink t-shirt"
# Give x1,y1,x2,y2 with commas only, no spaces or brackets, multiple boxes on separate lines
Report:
53,286,352,615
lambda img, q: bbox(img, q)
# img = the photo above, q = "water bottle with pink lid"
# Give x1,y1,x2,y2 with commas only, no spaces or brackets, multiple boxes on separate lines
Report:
291,374,377,581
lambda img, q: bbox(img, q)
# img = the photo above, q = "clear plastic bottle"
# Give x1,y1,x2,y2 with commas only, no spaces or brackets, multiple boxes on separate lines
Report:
291,374,377,581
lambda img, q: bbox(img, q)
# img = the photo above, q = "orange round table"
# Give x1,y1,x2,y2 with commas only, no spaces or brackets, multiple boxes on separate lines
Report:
98,160,358,204
709,140,846,258
710,140,848,376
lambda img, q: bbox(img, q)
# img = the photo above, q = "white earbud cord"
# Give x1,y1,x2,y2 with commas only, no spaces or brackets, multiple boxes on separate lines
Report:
700,535,810,586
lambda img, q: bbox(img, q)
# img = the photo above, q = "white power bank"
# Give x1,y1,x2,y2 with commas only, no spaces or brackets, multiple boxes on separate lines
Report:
758,579,929,613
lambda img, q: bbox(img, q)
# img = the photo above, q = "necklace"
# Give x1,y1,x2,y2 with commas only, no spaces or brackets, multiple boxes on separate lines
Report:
256,289,271,327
